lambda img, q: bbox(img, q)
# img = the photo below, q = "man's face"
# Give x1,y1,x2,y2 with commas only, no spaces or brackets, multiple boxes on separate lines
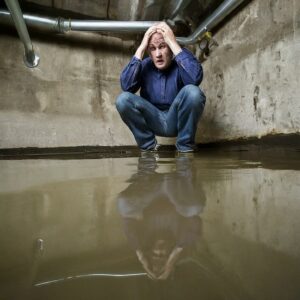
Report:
148,33,173,70
149,239,171,277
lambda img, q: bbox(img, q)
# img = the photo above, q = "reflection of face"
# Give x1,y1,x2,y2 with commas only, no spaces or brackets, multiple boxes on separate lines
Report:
149,239,171,276
148,33,173,70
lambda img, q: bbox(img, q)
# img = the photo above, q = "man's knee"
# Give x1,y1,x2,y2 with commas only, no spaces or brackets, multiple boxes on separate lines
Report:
183,84,206,101
115,92,134,113
181,84,206,107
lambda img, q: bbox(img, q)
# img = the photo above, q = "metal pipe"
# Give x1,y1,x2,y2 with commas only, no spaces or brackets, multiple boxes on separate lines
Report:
169,0,192,20
35,272,147,287
65,20,157,33
0,0,247,46
0,9,156,33
0,9,59,31
3,0,39,68
177,0,246,45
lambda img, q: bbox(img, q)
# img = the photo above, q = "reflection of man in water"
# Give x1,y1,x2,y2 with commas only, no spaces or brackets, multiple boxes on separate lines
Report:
117,153,206,280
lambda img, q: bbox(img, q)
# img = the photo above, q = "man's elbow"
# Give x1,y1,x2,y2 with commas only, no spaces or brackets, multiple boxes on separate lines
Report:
188,67,203,86
121,82,138,93
188,73,202,86
197,72,203,85
120,82,128,92
120,79,131,92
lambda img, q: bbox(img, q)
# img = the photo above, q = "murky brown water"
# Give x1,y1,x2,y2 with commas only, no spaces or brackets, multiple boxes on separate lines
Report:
0,149,300,300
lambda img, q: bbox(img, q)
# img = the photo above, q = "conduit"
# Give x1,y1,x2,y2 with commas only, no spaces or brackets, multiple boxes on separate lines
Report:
0,0,247,37
0,9,157,33
168,0,192,20
4,0,39,67
35,272,147,287
177,0,246,45
0,0,247,67
68,20,157,32
0,9,59,32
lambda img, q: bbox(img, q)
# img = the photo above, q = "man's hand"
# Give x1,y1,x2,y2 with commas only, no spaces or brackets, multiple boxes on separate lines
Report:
136,249,157,280
156,22,182,56
135,26,157,60
157,262,174,280
157,246,183,280
135,22,182,60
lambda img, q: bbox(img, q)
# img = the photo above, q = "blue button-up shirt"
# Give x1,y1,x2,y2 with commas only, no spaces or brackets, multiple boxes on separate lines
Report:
120,48,203,110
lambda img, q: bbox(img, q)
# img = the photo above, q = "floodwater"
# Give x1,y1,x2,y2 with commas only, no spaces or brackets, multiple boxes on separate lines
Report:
0,148,300,300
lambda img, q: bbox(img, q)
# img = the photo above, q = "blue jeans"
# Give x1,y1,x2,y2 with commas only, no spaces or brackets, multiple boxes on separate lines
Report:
116,84,206,151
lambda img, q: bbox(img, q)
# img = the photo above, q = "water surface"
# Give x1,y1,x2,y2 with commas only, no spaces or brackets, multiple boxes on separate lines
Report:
0,149,299,300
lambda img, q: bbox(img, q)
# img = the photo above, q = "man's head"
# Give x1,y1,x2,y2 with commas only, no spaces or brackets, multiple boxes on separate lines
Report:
149,239,173,277
147,32,173,70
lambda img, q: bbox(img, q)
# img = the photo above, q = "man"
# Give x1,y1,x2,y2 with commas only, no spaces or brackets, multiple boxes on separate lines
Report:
116,22,206,152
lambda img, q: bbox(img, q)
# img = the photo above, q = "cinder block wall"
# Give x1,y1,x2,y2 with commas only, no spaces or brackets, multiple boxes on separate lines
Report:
0,0,299,148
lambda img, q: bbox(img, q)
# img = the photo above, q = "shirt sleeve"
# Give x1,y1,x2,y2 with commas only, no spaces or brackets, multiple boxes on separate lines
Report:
122,218,142,250
174,48,203,86
120,56,142,93
177,216,202,248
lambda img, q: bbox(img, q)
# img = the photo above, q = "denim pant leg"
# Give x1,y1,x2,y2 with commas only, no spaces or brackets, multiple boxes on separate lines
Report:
116,92,167,150
165,85,206,151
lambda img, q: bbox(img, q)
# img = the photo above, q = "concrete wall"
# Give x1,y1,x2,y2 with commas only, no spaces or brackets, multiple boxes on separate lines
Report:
0,32,137,148
0,0,299,148
198,0,300,142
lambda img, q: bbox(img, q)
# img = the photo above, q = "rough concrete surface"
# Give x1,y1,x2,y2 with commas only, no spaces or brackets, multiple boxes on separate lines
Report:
198,0,300,142
0,0,299,148
0,32,136,148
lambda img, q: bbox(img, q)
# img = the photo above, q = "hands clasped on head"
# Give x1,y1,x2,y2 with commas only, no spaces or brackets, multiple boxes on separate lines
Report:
135,22,182,69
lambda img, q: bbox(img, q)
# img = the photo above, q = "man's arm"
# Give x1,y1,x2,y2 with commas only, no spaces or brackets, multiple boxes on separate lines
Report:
120,26,157,93
136,249,157,280
157,246,183,280
135,26,158,60
174,49,203,85
120,57,142,93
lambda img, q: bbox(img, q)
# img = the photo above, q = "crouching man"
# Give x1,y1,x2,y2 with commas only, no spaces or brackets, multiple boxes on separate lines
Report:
116,22,206,152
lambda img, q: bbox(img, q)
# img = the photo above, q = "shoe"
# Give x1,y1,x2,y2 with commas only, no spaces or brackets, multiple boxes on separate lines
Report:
140,143,161,152
177,148,195,153
176,145,198,153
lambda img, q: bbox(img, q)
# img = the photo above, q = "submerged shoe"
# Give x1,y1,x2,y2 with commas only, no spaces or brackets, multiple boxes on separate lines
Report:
176,145,198,153
140,143,161,152
177,148,195,153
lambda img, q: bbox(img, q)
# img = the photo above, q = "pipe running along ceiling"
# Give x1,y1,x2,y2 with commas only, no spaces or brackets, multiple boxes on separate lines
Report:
0,0,248,67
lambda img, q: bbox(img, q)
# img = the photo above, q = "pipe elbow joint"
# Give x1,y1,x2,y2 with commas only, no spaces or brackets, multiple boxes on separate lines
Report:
24,50,40,68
